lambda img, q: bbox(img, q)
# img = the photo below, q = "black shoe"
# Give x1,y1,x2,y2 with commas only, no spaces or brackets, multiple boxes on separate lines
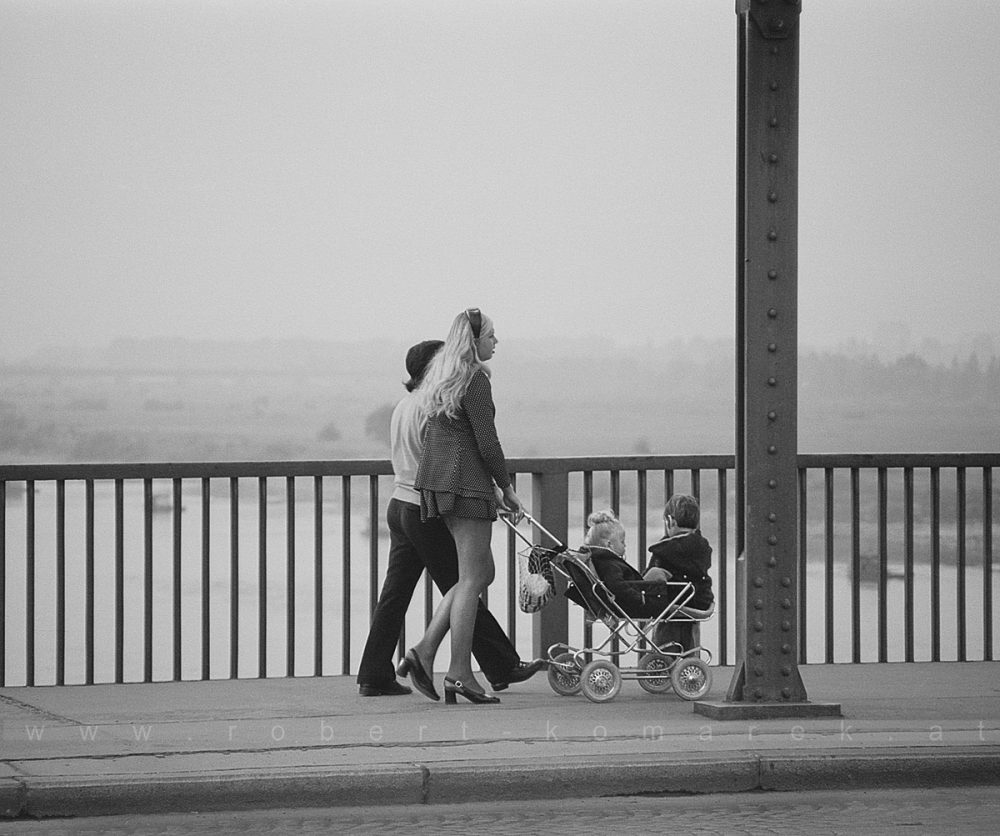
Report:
443,677,500,705
489,659,547,692
358,680,412,697
397,649,440,701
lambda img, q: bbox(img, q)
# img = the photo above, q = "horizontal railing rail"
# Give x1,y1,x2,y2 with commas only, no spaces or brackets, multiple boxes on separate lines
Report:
1,453,996,686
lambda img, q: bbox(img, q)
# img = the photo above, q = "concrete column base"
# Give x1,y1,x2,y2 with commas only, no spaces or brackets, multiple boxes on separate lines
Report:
694,700,843,720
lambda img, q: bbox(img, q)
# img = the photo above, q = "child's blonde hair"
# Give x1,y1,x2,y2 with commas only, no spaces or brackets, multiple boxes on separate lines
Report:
584,509,625,549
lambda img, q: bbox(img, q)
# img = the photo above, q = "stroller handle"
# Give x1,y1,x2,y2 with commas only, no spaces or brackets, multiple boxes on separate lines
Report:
501,511,566,552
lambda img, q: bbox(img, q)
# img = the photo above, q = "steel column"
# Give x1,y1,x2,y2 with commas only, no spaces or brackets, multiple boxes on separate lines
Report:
699,0,838,719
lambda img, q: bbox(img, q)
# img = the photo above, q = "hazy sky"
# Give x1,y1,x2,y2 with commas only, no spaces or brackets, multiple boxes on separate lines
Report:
3,0,998,361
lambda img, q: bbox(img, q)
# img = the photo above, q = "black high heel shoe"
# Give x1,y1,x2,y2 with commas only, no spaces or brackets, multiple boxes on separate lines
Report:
397,649,440,701
443,676,500,705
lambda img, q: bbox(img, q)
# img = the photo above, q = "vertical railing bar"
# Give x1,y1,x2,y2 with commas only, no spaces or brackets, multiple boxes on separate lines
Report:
26,481,35,686
824,468,834,664
717,468,728,665
633,469,648,657
506,473,518,644
664,470,674,501
0,482,6,687
903,467,915,663
172,477,183,681
930,467,941,662
85,479,95,685
288,475,298,679
314,476,324,677
983,468,993,661
583,471,594,651
422,470,436,635
115,479,125,684
637,471,647,573
419,470,440,638
850,468,860,663
423,565,433,631
583,472,594,526
688,465,703,668
341,476,351,675
258,476,267,679
877,467,888,663
143,478,153,683
55,480,66,686
878,467,889,662
229,477,239,680
610,468,621,656
956,467,967,662
201,478,211,681
798,466,808,665
368,476,379,618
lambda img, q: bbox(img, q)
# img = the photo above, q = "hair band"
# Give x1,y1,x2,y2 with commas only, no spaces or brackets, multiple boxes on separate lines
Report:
465,307,482,339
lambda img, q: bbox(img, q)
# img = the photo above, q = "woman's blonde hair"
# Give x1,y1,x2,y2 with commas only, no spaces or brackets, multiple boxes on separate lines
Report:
584,509,625,549
419,310,492,419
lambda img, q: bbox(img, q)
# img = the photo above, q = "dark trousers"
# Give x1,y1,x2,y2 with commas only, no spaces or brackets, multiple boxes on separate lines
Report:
357,498,520,686
653,621,699,655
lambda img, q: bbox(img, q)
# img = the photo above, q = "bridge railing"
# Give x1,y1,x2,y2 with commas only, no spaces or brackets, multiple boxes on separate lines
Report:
1,453,996,686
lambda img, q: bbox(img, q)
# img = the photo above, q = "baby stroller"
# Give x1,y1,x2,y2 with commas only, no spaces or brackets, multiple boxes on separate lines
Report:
505,513,714,703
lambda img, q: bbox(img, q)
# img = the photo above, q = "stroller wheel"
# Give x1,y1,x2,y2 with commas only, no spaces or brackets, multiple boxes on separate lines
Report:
637,652,673,694
547,652,583,696
670,656,712,701
580,659,622,703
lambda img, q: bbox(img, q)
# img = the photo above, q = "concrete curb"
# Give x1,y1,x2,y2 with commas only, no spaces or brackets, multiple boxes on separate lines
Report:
758,748,1000,791
1,778,26,820
10,765,427,819
5,747,1000,819
425,753,761,802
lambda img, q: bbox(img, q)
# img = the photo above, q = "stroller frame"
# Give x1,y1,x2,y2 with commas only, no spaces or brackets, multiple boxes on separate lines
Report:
547,548,714,702
504,512,714,703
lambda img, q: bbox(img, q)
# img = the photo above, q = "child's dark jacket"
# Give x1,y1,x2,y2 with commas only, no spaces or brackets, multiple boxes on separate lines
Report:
647,530,714,609
567,546,686,619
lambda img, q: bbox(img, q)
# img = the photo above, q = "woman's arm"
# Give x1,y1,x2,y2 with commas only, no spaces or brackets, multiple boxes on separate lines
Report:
464,372,523,519
462,372,511,490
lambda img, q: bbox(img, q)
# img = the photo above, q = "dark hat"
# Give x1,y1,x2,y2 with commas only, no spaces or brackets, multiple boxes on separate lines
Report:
404,340,444,390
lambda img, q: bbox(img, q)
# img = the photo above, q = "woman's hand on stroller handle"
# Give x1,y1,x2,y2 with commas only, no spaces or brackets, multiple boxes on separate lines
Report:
497,484,524,524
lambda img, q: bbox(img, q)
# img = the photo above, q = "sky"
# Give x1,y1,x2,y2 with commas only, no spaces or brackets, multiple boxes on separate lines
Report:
2,0,999,362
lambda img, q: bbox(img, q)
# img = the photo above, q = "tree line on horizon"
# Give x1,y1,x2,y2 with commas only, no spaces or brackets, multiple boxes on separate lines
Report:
1,347,997,465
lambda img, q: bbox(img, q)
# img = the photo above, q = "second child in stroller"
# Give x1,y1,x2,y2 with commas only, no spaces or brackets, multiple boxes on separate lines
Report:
644,494,715,655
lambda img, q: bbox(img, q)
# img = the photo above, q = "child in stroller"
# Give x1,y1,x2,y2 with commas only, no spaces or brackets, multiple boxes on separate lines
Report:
644,494,715,656
565,510,689,618
547,510,713,703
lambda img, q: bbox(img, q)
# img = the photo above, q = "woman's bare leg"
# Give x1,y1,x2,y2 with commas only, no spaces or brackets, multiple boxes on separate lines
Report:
444,516,495,690
411,586,455,674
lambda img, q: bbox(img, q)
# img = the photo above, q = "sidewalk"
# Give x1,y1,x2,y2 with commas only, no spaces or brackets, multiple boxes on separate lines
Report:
2,662,998,819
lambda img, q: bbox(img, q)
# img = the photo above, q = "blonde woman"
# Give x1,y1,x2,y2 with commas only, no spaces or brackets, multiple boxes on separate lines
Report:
397,308,523,705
